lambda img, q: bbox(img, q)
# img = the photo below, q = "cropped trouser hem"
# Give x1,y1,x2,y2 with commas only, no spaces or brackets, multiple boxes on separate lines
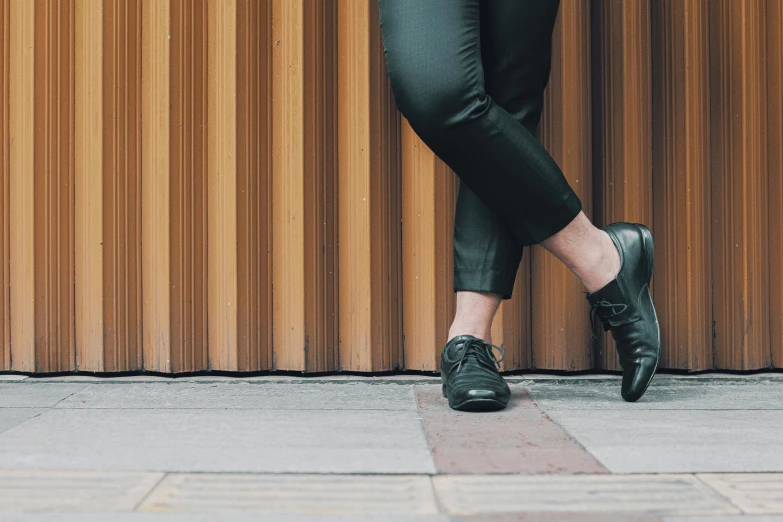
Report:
453,191,583,300
453,268,519,301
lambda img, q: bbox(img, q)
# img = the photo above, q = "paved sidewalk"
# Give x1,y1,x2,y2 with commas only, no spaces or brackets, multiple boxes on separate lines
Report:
0,373,782,520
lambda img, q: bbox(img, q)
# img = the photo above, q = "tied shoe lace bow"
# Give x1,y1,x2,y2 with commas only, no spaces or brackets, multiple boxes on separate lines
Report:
442,337,505,373
587,294,629,340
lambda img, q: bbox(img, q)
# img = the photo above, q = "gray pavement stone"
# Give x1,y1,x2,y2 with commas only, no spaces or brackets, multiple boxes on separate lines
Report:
0,376,27,381
0,470,163,511
140,474,438,515
0,409,43,435
543,410,783,473
55,382,416,410
0,409,435,473
433,474,740,517
0,515,449,522
663,515,783,522
0,384,87,407
696,474,783,514
528,381,783,410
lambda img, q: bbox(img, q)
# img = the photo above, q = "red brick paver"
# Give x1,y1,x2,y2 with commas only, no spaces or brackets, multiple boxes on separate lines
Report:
416,385,607,474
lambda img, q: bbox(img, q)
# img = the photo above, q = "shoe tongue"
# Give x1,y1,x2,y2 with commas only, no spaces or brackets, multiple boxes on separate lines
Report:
586,278,624,305
586,279,640,326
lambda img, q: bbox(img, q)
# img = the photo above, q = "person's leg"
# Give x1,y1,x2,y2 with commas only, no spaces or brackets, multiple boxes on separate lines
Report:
449,0,563,344
378,0,659,403
377,0,583,250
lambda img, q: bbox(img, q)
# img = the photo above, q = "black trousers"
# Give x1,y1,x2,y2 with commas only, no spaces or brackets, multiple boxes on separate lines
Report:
377,0,583,300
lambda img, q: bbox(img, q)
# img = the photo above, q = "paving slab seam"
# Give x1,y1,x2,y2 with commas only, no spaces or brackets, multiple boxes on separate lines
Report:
525,392,606,474
691,474,748,515
130,472,169,511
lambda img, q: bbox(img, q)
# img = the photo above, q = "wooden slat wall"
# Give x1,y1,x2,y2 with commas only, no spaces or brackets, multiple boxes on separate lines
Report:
591,0,653,372
533,0,593,371
710,0,770,370
1,0,781,374
770,0,783,368
0,0,10,370
651,0,712,371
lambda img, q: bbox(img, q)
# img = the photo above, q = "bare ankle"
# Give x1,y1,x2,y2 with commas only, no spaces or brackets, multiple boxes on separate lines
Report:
583,232,621,293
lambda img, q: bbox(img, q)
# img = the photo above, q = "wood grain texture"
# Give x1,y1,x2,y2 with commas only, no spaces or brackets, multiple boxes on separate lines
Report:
769,0,783,367
4,1,783,374
336,0,402,371
491,269,530,372
401,122,458,371
590,0,653,372
710,0,770,370
170,0,208,372
533,0,593,371
141,0,171,372
9,0,35,372
32,0,76,372
0,0,10,370
207,0,239,370
74,0,104,370
271,0,339,371
235,0,272,371
651,0,712,370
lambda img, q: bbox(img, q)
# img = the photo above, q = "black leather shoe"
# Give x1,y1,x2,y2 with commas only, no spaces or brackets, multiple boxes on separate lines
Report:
440,334,510,412
585,222,661,402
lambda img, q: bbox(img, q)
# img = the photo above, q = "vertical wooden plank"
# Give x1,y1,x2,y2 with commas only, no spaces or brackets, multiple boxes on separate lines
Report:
590,0,653,371
9,0,35,372
401,122,458,371
0,0,10,370
32,0,76,372
532,0,593,371
141,0,171,372
170,0,208,372
74,0,104,370
710,0,770,370
768,0,783,368
491,269,530,372
651,0,712,371
272,0,338,371
336,0,402,371
207,0,239,370
102,0,143,372
235,0,272,371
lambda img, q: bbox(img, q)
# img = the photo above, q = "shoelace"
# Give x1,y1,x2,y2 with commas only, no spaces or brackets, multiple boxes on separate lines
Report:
586,294,629,340
442,337,505,373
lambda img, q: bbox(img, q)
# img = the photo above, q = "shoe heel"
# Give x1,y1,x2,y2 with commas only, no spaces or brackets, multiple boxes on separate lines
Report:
636,224,655,281
441,383,448,398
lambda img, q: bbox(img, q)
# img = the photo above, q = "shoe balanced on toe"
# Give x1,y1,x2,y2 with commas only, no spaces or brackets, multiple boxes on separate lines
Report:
585,222,661,402
440,334,510,412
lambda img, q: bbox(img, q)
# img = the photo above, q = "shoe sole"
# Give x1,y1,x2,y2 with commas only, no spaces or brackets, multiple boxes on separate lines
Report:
442,383,508,412
623,223,660,403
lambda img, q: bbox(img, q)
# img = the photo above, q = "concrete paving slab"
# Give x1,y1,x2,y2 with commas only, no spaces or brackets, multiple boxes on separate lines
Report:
0,375,27,381
0,515,449,522
433,474,740,517
0,470,163,511
543,410,783,473
415,386,606,474
140,474,438,515
55,382,416,410
0,409,43,435
453,514,662,521
528,382,783,410
0,384,87,407
0,409,435,473
452,513,663,522
663,515,783,522
696,474,783,514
